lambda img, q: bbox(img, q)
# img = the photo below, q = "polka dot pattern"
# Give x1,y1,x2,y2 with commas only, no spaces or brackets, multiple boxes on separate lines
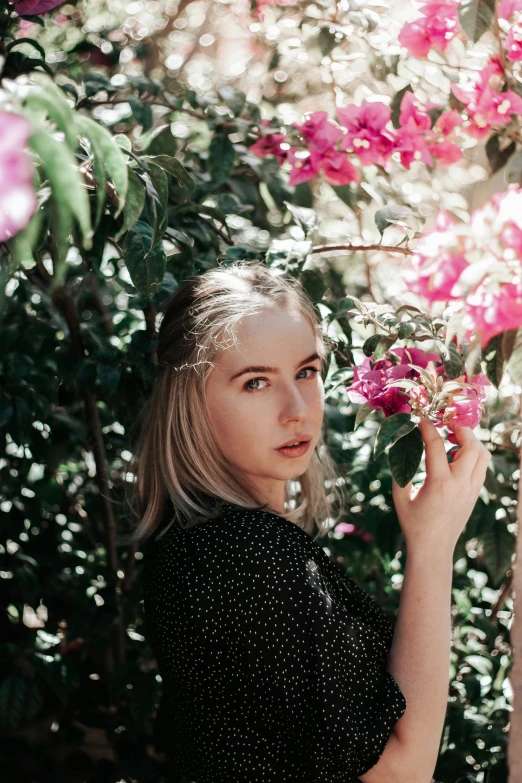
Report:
143,503,406,782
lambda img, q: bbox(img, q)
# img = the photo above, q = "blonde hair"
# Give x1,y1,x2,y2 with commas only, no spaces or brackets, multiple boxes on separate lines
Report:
125,261,345,544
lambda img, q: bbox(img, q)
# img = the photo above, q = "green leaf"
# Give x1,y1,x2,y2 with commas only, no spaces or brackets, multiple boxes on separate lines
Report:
127,96,153,132
219,86,246,116
374,413,414,460
486,134,516,175
373,334,398,359
145,124,178,156
388,425,424,488
123,220,167,302
375,204,412,234
354,401,374,430
458,0,496,42
24,73,78,150
363,334,383,357
317,26,337,56
141,154,194,191
505,149,522,186
115,168,146,241
29,127,93,280
284,202,319,238
390,84,413,129
505,327,522,385
7,37,46,62
300,267,327,303
439,340,463,380
9,205,44,271
76,115,129,218
208,132,236,183
482,520,514,587
143,161,169,246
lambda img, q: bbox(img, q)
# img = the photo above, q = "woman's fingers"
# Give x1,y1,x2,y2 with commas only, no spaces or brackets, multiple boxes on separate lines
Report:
448,425,484,481
417,416,451,482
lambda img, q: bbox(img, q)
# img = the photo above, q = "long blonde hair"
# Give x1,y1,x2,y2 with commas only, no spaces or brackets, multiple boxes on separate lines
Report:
125,261,345,544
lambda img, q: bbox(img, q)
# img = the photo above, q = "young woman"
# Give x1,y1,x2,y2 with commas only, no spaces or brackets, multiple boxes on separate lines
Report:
129,261,491,783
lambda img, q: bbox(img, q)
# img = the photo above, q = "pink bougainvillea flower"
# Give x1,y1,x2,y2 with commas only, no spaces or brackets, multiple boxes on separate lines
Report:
334,522,374,542
249,133,288,163
443,398,484,430
293,111,343,153
287,149,321,185
460,281,522,346
409,385,431,408
389,346,443,370
434,109,463,136
337,101,396,167
427,139,463,166
0,111,37,243
309,148,360,186
451,58,522,139
505,19,522,61
13,0,64,14
498,0,522,19
398,0,459,58
402,250,469,302
345,349,444,417
393,125,434,169
399,91,433,132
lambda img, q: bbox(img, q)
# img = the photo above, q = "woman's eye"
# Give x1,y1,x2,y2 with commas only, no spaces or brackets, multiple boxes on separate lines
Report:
243,366,320,392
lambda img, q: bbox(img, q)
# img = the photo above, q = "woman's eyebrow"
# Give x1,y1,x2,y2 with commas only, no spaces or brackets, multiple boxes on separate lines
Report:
230,352,321,381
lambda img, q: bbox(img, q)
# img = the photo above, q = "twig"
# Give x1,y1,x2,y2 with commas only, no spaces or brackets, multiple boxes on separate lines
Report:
311,242,414,256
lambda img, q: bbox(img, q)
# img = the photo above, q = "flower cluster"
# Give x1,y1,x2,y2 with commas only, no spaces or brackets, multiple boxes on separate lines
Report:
13,0,64,14
334,522,373,543
345,346,491,437
401,184,522,347
0,111,37,244
249,95,462,185
398,0,460,58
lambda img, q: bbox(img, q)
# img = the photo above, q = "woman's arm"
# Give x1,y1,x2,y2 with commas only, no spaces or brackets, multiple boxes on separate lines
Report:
359,418,491,783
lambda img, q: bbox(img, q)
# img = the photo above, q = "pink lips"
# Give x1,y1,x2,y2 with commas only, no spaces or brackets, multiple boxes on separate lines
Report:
277,434,312,448
276,440,312,459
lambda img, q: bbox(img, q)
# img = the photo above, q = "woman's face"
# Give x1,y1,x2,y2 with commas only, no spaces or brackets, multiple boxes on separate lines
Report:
205,305,325,513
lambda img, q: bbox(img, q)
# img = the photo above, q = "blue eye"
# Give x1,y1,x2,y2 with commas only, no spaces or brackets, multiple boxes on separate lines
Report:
243,366,320,392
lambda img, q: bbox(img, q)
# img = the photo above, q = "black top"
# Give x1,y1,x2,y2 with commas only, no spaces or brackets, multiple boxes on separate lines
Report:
142,503,406,783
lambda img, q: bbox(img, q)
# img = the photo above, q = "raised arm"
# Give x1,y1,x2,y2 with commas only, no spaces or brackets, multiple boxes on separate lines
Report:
359,417,491,783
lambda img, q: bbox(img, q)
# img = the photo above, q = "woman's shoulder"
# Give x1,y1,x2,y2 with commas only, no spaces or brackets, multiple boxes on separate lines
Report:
147,502,315,565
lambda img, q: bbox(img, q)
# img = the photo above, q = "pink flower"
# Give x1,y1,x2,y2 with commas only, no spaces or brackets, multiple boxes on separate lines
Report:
443,398,483,429
409,386,431,407
427,139,462,166
393,126,434,169
309,149,360,186
345,352,439,417
399,91,432,132
505,20,522,61
434,109,463,136
0,111,37,243
337,101,396,167
451,59,522,139
249,133,288,163
498,0,522,19
13,0,64,14
293,111,343,153
334,522,374,542
402,250,469,302
461,281,522,346
398,0,459,58
389,346,443,370
287,149,321,185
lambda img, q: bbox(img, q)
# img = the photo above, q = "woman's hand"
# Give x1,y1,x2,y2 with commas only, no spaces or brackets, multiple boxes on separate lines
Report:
391,416,492,555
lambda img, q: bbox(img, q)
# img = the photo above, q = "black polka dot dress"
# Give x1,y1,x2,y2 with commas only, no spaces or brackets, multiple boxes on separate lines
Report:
142,503,406,782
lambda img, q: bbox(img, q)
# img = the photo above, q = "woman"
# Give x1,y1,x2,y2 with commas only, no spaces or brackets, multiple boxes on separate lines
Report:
128,261,491,783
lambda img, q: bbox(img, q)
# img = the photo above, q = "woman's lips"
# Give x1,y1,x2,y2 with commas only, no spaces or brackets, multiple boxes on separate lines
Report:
275,440,312,458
